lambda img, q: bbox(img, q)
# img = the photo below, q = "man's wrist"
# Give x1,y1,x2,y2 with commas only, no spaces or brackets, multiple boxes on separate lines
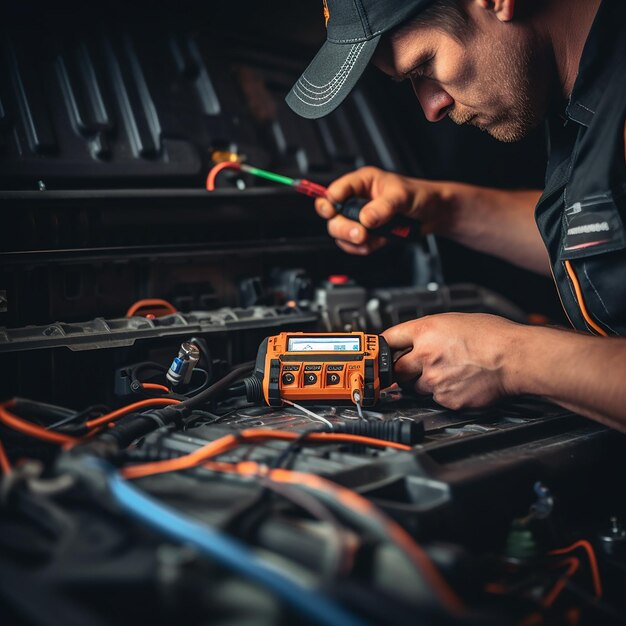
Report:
414,180,464,238
501,324,580,398
500,322,539,397
428,181,488,240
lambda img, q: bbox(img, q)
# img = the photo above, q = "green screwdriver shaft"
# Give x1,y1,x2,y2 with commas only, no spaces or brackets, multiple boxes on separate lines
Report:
239,164,296,187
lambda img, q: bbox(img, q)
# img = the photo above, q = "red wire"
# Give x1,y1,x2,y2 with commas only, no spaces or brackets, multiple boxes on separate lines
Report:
542,557,580,608
549,539,603,598
126,298,177,318
206,162,242,191
0,402,78,445
0,397,181,448
141,383,171,393
0,439,12,474
85,398,181,429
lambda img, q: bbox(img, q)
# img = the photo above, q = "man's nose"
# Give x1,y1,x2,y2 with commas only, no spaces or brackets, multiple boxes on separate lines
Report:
411,78,454,122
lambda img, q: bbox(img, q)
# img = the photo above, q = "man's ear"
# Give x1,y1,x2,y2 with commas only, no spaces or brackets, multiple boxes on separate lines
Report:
475,0,516,22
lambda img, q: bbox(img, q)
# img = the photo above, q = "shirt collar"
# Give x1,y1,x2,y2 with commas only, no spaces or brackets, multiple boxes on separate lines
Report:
566,0,620,127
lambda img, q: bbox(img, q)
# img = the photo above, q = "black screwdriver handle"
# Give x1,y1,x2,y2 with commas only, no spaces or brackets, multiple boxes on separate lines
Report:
334,197,421,242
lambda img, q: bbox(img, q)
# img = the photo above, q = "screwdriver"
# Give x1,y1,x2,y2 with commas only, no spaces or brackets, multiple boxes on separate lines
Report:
206,161,421,242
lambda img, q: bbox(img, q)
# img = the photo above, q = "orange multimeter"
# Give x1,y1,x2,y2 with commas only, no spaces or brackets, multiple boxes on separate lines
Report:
249,332,393,407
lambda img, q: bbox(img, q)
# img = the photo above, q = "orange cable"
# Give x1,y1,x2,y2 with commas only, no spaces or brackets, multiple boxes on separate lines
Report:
120,430,461,612
0,403,78,445
563,260,608,336
121,429,412,480
235,462,464,614
141,382,171,393
0,439,12,474
206,162,242,191
142,455,462,613
518,612,544,626
542,557,580,608
85,398,181,429
564,607,582,626
121,435,238,479
125,298,177,318
239,429,412,451
549,539,603,598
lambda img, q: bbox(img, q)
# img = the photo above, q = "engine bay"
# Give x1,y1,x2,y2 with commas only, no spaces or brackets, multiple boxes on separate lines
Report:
1,2,626,625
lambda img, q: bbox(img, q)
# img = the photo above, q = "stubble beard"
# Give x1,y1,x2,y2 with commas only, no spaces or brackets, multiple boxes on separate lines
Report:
449,33,544,143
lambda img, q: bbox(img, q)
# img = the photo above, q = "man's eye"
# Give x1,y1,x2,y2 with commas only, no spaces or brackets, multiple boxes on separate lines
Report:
409,58,433,80
390,56,434,83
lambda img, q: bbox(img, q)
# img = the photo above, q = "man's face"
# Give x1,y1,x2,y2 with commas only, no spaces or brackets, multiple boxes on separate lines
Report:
374,2,551,142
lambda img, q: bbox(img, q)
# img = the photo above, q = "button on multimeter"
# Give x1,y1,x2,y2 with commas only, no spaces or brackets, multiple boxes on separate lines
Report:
304,373,318,385
282,372,295,385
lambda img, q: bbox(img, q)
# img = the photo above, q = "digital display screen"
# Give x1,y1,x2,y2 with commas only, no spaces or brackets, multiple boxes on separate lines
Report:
287,336,360,352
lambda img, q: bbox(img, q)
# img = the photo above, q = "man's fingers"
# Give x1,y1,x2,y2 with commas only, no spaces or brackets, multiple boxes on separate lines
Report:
335,238,386,256
392,351,422,382
381,320,422,350
358,195,407,229
328,214,369,245
322,167,412,232
318,166,407,255
315,197,336,219
327,211,387,255
335,240,372,256
326,167,380,204
321,194,404,232
413,376,433,395
393,350,434,397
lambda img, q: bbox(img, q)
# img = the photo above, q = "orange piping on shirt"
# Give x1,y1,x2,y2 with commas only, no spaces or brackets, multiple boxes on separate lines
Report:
563,259,608,336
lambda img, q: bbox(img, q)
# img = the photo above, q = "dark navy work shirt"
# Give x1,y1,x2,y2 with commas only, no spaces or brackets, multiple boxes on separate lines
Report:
535,0,626,335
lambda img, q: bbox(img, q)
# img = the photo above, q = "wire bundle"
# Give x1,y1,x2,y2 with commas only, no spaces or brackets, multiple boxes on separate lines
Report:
0,327,610,626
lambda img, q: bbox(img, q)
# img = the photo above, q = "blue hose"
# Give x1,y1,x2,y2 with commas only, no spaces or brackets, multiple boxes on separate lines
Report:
106,470,367,626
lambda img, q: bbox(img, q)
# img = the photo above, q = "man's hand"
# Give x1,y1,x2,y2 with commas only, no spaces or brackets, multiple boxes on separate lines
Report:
382,313,521,410
314,166,446,256
382,313,626,431
314,166,549,274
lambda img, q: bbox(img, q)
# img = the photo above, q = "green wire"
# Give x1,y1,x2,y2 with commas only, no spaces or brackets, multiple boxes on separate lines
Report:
240,164,296,187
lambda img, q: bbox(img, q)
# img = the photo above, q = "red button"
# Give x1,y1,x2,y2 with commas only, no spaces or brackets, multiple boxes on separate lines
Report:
328,275,350,285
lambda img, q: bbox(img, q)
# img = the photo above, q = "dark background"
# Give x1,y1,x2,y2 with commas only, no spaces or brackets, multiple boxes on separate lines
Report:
0,0,563,325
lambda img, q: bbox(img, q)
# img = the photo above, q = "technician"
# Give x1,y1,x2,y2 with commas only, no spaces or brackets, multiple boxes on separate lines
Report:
286,0,626,429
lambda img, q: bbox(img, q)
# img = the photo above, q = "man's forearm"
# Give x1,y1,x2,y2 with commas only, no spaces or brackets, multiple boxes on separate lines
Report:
430,182,550,275
505,325,626,431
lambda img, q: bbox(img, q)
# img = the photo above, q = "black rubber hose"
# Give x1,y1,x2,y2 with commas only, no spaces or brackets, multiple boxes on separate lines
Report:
334,418,423,446
96,412,169,449
176,361,255,409
69,362,255,458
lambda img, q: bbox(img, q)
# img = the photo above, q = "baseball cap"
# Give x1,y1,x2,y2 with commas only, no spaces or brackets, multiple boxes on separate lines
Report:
286,0,436,119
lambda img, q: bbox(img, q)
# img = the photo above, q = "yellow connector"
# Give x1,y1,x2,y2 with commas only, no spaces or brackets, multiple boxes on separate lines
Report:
210,150,243,164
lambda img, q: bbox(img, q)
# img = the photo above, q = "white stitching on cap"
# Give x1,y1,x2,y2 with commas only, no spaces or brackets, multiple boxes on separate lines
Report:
293,44,363,104
294,56,358,106
298,44,363,92
291,42,365,106
294,58,356,106
298,42,364,92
